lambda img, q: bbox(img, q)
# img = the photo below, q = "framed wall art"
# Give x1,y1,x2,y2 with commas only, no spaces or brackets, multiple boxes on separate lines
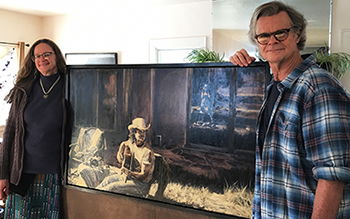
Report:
65,62,271,218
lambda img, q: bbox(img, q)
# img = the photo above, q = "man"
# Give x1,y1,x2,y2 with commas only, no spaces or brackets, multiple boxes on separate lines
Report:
230,1,350,218
97,118,155,197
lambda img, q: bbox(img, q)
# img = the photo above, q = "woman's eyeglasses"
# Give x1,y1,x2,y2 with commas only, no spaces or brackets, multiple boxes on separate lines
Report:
31,52,54,62
255,26,298,45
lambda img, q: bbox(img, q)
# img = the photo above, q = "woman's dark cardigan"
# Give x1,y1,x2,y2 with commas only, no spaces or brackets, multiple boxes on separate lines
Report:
0,73,67,185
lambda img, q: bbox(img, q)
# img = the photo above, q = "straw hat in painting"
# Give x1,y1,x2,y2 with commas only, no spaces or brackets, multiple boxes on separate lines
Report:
128,118,151,131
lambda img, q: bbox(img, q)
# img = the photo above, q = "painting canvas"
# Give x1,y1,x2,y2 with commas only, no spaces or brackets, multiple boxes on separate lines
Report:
65,62,270,218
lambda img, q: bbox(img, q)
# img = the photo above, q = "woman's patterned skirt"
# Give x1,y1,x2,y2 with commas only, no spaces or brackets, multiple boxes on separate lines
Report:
4,174,60,219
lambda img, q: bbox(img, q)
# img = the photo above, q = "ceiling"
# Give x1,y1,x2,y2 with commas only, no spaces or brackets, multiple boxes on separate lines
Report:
0,0,210,16
0,0,70,16
213,0,331,30
0,0,331,30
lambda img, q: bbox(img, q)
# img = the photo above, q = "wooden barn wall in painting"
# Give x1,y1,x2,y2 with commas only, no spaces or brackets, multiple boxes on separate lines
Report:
65,62,270,218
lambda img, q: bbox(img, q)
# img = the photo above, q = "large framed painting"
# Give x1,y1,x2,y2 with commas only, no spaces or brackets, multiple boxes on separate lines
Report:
65,62,271,218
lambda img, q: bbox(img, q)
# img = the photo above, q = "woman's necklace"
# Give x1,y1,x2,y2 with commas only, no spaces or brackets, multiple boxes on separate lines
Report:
39,75,61,99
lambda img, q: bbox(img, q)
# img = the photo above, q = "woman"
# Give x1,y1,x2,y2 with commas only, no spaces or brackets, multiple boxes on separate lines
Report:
0,38,66,218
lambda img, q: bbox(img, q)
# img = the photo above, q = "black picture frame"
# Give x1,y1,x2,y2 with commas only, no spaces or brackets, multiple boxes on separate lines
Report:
65,62,271,218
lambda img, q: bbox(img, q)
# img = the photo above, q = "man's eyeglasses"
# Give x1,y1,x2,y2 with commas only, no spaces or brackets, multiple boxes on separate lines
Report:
255,26,298,45
31,52,54,62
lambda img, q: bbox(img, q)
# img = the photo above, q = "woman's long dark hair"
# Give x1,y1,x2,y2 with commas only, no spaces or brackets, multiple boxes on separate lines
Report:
5,38,66,103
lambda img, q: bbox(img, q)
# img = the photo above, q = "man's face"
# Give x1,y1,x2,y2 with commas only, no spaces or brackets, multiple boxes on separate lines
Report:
256,11,300,65
135,129,146,146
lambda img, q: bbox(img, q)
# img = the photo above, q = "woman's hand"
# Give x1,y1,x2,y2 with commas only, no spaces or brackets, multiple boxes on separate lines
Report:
0,179,9,201
229,49,256,67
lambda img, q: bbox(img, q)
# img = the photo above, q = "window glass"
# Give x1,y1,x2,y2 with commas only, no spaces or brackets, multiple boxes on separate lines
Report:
0,47,17,126
157,49,192,63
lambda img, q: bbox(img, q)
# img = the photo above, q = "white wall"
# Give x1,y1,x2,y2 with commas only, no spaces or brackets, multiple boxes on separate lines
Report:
42,1,212,64
0,1,349,89
0,8,42,50
332,0,350,90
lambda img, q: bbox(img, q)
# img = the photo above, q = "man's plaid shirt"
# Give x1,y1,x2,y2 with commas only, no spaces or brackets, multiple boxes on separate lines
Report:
253,54,350,218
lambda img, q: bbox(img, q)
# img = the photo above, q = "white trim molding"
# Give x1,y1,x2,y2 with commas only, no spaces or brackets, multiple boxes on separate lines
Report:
149,36,207,63
340,29,350,53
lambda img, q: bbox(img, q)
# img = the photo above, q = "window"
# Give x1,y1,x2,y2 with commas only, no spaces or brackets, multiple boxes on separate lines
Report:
149,37,207,63
0,47,17,126
157,49,193,63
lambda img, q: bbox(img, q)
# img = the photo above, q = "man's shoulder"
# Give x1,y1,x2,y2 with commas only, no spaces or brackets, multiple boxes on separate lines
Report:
120,139,133,146
300,65,344,91
292,65,350,104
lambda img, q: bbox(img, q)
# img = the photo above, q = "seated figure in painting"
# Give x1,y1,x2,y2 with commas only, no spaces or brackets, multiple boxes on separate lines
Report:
96,118,155,197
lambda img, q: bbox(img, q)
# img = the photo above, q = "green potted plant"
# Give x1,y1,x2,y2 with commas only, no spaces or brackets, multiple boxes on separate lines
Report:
186,48,226,63
314,47,350,79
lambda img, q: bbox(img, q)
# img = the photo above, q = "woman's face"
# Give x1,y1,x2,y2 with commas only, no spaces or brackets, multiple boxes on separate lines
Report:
33,43,58,76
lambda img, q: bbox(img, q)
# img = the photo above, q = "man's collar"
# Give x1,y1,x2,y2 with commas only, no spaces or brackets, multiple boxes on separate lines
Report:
279,54,316,89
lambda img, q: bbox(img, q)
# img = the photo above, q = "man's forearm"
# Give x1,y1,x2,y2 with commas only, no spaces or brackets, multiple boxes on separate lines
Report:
312,179,344,219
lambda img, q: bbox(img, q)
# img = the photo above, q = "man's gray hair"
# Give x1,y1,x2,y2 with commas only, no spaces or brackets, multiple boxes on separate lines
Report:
248,1,307,51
